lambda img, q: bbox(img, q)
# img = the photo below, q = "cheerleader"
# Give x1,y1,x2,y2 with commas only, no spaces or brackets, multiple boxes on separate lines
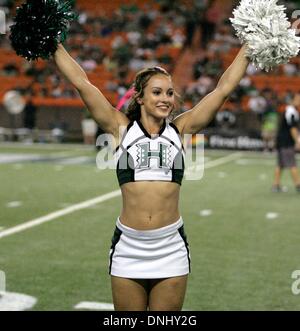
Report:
10,0,300,310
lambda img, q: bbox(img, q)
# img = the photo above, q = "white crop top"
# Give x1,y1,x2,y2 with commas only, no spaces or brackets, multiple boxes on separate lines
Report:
115,120,185,186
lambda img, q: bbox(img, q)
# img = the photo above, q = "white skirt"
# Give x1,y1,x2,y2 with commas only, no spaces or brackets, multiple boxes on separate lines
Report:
109,217,191,279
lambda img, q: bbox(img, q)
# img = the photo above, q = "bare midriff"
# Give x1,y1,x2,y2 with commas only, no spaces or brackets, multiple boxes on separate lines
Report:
120,181,181,230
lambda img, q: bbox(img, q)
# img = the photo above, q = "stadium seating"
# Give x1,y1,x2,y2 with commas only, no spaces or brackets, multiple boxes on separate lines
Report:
0,0,299,142
0,0,183,107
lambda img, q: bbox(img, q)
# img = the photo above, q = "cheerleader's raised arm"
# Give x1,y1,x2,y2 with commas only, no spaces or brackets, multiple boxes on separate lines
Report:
173,45,249,135
54,44,129,135
9,0,129,135
173,0,300,136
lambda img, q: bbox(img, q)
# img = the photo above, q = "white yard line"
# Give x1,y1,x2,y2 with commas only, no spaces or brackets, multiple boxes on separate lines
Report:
204,152,242,169
0,190,121,240
74,301,114,311
0,153,241,240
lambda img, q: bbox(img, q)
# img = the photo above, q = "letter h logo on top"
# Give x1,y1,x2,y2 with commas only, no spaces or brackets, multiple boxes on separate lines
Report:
137,142,170,168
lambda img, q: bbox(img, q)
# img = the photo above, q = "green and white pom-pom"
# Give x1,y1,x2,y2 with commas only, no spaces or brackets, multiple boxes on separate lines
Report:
10,0,77,61
230,0,300,71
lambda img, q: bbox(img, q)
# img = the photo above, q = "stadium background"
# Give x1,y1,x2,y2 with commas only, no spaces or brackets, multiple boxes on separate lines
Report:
0,0,300,311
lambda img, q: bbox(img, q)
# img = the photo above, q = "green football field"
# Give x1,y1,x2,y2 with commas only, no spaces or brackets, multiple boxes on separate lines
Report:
0,142,300,311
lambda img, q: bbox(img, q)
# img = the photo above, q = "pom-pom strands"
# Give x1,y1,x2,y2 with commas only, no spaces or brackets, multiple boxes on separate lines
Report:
10,0,77,61
230,0,300,71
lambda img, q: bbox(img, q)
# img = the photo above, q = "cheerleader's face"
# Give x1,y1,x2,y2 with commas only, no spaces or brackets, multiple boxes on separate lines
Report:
139,74,175,119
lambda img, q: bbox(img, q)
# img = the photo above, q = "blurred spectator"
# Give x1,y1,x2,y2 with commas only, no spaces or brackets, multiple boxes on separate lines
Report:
200,1,222,48
216,109,236,133
24,63,41,77
193,53,209,79
51,81,63,98
272,94,300,192
205,51,222,76
246,63,261,76
238,76,256,96
23,99,37,130
248,91,267,121
0,0,13,8
182,7,198,47
211,23,239,52
127,31,141,46
283,90,294,104
261,110,278,152
262,88,278,114
260,90,279,151
80,56,97,72
138,11,152,30
282,62,297,77
3,61,19,76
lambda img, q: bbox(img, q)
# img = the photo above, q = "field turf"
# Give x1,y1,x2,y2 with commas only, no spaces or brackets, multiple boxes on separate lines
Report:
0,143,299,311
